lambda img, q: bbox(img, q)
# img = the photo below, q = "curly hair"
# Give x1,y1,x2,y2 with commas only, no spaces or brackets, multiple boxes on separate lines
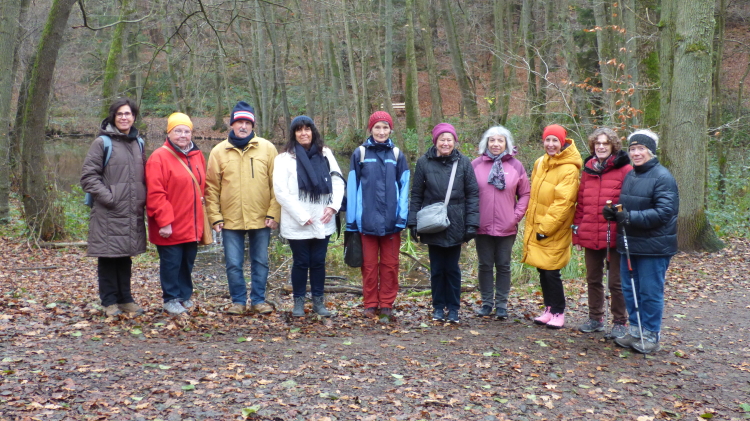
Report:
587,127,621,154
478,125,515,155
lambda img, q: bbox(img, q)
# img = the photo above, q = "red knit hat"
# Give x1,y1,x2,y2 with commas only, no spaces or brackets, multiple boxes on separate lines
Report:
542,124,567,142
542,124,568,144
367,111,393,132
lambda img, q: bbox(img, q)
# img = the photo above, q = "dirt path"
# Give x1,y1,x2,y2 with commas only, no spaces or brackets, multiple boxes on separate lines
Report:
1,238,749,420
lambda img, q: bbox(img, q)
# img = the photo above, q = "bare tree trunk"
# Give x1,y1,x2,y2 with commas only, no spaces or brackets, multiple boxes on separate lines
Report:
662,0,722,252
404,0,420,130
101,0,131,118
440,0,479,120
0,0,23,222
416,0,443,127
592,0,615,124
521,0,542,139
19,0,78,240
659,0,675,142
622,0,640,126
561,0,590,128
343,8,362,130
384,0,394,100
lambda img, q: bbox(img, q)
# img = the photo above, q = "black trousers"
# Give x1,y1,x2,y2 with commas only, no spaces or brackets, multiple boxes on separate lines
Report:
428,244,463,311
98,257,134,306
538,268,566,314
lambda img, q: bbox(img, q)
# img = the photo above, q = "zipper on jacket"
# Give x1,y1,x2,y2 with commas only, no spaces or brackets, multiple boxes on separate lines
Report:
251,158,255,178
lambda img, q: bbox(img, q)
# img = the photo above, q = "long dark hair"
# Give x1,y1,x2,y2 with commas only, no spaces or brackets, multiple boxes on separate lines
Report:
106,98,139,126
285,115,323,153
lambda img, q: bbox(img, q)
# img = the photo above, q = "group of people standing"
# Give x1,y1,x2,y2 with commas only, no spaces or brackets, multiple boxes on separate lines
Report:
81,100,678,355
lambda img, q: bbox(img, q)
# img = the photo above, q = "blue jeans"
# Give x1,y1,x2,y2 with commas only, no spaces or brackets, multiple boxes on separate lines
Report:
288,236,330,298
223,228,271,305
156,242,197,303
428,244,462,311
620,254,671,333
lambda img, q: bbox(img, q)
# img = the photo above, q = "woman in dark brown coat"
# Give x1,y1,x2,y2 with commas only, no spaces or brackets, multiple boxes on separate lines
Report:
81,98,147,317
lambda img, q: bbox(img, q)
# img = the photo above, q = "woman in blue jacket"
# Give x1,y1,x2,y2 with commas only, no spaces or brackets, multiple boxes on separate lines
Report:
346,111,410,319
604,129,679,354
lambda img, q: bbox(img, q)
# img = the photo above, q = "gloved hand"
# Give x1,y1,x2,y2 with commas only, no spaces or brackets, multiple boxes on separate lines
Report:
536,232,548,241
615,206,630,225
409,226,419,242
463,227,477,243
602,205,617,221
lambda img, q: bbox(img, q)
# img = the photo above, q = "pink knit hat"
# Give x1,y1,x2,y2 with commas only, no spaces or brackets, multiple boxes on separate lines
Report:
367,111,393,132
432,123,458,145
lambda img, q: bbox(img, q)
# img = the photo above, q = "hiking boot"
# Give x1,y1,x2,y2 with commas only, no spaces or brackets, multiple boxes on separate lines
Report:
363,307,378,319
379,307,393,317
447,309,459,324
632,330,661,354
181,299,194,309
252,302,274,314
546,313,565,329
476,305,493,317
495,307,508,320
163,299,186,315
614,325,641,348
432,308,445,321
292,296,306,317
225,303,246,315
579,318,605,333
312,296,331,317
103,304,122,317
118,302,144,315
605,323,628,339
534,307,552,325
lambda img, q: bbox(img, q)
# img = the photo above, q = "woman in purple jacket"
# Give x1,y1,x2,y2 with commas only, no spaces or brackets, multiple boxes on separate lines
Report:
471,126,531,319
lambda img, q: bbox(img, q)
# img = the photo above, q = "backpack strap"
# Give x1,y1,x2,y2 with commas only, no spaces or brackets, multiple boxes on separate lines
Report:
393,147,400,162
100,135,112,167
359,145,400,163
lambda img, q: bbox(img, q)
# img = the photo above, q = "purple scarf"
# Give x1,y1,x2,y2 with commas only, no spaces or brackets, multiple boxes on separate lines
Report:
486,150,508,190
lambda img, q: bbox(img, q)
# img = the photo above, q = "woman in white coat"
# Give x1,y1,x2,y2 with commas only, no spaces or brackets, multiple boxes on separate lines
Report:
274,116,345,317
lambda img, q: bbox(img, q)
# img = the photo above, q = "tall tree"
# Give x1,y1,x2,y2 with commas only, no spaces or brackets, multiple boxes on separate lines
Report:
416,0,443,127
440,0,479,120
101,0,132,118
404,0,420,130
0,0,24,222
622,0,641,126
384,0,394,101
661,0,722,251
18,0,78,239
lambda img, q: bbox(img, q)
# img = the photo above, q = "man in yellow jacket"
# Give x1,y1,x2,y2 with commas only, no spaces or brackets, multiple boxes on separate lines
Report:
205,101,281,315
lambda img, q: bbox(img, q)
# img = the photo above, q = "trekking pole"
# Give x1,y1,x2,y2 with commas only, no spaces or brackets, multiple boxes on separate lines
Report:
604,200,612,333
616,204,647,356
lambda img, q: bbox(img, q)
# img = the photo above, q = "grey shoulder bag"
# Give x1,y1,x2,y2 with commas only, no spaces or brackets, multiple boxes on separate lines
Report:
416,160,458,234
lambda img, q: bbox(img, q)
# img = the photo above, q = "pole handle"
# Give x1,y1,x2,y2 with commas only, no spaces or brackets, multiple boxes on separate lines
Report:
615,204,622,211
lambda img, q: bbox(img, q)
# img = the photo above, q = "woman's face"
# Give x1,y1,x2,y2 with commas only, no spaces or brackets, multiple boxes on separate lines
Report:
594,134,613,160
629,144,651,166
295,125,313,149
168,124,192,150
371,121,391,143
487,135,507,155
544,135,562,156
115,105,134,134
436,132,456,156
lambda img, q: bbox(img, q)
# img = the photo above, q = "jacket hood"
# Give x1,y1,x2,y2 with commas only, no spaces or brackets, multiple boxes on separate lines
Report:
542,138,582,170
582,149,630,173
100,119,140,139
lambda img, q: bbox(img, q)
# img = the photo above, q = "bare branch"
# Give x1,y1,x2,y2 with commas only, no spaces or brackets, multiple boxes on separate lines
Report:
74,0,152,30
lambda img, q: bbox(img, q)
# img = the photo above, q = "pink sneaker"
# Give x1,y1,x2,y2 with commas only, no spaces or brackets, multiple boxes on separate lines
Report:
546,313,565,329
534,307,552,325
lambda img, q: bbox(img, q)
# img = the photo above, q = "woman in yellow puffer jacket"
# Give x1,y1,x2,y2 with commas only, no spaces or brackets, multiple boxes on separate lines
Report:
522,124,582,329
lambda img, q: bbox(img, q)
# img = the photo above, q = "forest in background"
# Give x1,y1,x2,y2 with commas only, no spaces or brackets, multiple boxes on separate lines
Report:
0,0,749,250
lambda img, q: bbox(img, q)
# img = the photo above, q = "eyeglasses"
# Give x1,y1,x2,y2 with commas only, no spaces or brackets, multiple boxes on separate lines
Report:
116,112,133,118
173,129,192,136
594,141,610,147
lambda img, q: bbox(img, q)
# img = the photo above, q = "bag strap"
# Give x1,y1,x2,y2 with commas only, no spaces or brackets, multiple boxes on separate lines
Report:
359,145,400,163
443,160,459,206
327,153,347,241
161,146,203,199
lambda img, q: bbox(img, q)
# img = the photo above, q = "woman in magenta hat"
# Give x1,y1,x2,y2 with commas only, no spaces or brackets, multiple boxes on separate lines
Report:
407,123,479,324
346,111,410,320
521,124,582,329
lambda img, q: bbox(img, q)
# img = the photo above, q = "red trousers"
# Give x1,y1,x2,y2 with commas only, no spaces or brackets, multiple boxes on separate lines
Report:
360,233,400,309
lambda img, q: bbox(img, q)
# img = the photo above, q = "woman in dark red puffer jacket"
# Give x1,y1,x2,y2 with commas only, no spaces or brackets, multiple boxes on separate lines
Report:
572,128,632,338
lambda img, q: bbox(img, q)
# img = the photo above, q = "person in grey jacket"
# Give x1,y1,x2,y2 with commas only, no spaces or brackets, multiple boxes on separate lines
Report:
81,98,147,317
408,123,479,324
